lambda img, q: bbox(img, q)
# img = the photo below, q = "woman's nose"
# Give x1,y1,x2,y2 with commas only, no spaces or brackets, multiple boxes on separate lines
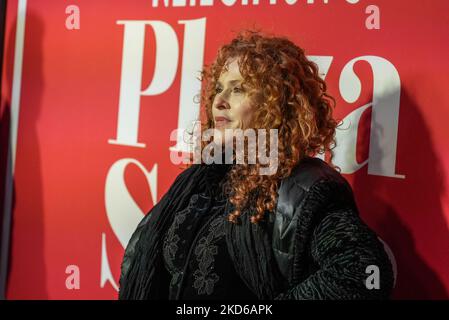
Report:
214,94,230,110
215,102,230,110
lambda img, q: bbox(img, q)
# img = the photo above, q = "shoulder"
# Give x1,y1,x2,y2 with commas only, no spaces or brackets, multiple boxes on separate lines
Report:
152,164,202,205
282,156,348,191
276,156,357,220
174,163,202,180
169,164,203,189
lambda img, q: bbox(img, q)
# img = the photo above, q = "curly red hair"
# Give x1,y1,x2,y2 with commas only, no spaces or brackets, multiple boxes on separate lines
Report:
188,29,340,224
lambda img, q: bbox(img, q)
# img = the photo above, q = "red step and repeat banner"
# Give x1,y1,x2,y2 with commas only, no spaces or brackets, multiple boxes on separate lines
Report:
1,0,448,299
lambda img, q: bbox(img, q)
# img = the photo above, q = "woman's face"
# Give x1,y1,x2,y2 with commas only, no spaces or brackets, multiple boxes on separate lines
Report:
212,58,253,145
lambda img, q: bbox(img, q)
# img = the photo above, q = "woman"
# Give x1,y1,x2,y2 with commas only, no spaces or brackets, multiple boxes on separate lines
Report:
118,30,394,300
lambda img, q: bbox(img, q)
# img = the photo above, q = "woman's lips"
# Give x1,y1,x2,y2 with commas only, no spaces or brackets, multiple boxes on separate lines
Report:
214,116,231,128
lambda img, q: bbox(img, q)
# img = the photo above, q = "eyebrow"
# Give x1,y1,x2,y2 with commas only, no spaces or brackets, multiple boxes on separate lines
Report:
216,79,242,86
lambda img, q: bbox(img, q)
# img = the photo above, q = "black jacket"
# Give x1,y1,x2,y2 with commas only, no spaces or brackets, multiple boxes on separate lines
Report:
269,156,394,299
119,156,394,299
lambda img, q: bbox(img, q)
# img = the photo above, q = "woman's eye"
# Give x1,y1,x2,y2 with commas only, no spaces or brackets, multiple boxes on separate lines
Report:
215,86,244,94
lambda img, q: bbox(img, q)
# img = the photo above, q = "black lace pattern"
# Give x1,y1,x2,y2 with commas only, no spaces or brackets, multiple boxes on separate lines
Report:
161,163,258,299
192,214,226,295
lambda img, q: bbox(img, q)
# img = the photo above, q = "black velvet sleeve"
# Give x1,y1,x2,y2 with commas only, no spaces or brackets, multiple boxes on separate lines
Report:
274,207,395,300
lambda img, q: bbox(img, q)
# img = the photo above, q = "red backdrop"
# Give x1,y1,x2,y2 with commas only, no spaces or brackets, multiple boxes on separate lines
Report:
1,0,449,299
